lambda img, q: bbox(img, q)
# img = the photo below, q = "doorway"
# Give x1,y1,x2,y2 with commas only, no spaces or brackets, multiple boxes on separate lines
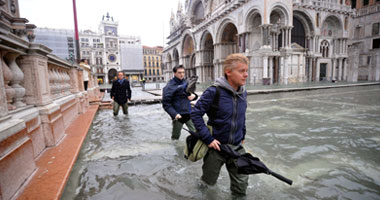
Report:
320,63,327,81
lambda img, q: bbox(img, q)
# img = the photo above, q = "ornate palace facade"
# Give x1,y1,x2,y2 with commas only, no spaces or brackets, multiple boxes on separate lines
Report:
163,0,379,84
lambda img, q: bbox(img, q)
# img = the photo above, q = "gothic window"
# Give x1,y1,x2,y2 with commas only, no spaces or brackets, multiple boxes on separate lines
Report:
320,40,330,57
363,0,369,6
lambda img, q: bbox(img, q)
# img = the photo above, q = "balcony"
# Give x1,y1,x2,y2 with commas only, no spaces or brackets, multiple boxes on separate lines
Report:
356,4,380,17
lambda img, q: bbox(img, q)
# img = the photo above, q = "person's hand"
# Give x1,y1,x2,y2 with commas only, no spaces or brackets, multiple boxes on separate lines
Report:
175,114,182,120
208,139,221,151
241,140,245,144
188,94,196,101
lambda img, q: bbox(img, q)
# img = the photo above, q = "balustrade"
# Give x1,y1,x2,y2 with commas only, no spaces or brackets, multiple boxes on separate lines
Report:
48,64,72,99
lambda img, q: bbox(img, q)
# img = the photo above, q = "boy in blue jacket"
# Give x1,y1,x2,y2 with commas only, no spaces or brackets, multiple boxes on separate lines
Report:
191,54,249,196
162,65,196,139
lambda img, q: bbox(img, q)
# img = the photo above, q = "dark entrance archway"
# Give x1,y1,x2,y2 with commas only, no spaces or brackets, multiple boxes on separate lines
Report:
108,68,117,84
292,17,306,47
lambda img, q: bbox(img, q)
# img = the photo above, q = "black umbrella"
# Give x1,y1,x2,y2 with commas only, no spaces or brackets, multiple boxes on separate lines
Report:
219,144,293,185
185,75,198,94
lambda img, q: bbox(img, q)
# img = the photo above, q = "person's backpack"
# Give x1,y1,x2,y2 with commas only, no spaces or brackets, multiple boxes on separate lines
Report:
184,85,220,162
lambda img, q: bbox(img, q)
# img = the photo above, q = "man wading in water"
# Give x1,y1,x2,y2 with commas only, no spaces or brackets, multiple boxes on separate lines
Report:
111,71,132,116
162,65,197,140
191,54,249,197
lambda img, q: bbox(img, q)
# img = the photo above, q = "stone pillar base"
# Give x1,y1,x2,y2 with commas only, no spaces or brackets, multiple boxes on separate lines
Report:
0,119,36,200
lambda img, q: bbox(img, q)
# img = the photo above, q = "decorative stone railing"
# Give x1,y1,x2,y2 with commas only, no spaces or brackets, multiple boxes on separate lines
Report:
2,52,25,110
48,63,72,99
293,0,352,13
356,4,380,17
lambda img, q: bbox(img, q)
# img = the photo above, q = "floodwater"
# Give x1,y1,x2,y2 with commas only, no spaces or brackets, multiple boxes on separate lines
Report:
62,85,380,200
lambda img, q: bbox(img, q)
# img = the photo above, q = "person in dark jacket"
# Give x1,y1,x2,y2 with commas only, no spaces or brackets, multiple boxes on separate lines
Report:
110,71,132,116
191,53,249,196
162,65,196,139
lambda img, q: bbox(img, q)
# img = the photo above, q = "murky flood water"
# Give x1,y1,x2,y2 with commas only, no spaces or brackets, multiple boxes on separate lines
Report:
62,85,380,200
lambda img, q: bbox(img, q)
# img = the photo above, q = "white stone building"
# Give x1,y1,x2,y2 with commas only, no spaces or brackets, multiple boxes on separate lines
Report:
35,13,143,85
349,0,380,82
163,0,360,85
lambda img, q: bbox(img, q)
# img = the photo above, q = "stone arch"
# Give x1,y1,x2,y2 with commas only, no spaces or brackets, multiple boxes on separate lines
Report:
208,0,223,14
166,53,172,71
214,19,239,79
245,9,262,51
291,10,315,49
190,0,205,25
182,34,195,57
200,30,214,49
269,3,290,26
321,15,343,37
200,30,215,82
172,48,180,68
215,18,238,43
293,10,315,37
181,34,196,76
269,4,290,49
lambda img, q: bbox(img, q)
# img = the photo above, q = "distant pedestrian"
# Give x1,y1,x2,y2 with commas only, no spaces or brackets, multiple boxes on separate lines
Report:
191,53,249,197
111,71,132,116
162,65,197,140
79,59,91,91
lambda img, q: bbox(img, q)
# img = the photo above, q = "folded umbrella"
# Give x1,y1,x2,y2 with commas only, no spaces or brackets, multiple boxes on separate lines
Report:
185,75,198,94
219,144,293,185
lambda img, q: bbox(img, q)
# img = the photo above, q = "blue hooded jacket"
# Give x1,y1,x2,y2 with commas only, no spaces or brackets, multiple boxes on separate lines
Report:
162,77,191,119
191,77,247,146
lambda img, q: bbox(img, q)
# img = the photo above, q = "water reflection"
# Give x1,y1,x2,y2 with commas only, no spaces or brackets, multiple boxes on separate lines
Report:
62,85,380,200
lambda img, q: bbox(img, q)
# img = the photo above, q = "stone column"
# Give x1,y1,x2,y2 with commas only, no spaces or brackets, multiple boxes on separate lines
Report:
316,58,320,82
18,55,52,106
288,26,292,47
374,54,380,81
70,68,80,94
283,56,289,84
330,59,335,81
281,28,285,48
5,53,26,108
269,57,274,84
338,58,343,81
308,58,313,82
78,69,84,91
1,51,16,111
263,56,268,78
0,53,9,118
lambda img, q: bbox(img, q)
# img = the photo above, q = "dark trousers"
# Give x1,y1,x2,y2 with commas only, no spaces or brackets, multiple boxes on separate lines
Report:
201,146,249,195
84,81,88,91
113,101,128,116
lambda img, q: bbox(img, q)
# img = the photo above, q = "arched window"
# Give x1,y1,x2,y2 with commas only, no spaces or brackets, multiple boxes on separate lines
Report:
320,40,330,58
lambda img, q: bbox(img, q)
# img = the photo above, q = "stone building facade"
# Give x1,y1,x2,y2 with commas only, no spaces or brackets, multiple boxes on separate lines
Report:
163,0,377,85
143,46,164,82
34,13,143,85
350,0,380,81
0,1,100,200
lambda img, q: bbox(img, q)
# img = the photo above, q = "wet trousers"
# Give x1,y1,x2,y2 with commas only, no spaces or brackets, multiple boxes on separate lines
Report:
201,146,249,196
171,119,195,140
113,101,128,116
